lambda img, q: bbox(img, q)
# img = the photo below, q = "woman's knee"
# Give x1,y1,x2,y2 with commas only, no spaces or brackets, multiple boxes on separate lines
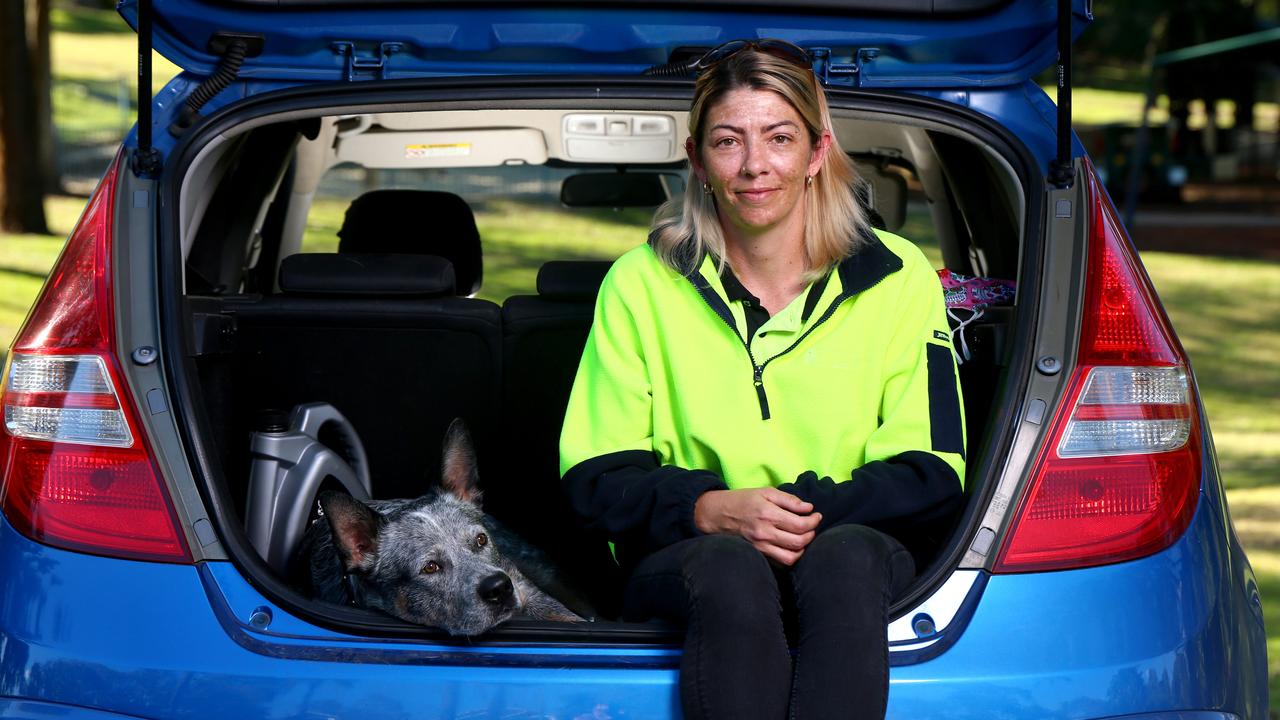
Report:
681,535,774,585
678,535,780,617
795,525,914,592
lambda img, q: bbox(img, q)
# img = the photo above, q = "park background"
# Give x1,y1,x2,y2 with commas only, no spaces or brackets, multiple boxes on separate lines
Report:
0,0,1278,712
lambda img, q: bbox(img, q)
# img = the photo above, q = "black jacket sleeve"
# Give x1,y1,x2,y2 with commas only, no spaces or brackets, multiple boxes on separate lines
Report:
561,449,728,559
778,451,962,534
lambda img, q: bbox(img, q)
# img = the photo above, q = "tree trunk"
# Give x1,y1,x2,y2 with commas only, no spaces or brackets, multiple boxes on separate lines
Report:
0,0,51,234
28,0,59,194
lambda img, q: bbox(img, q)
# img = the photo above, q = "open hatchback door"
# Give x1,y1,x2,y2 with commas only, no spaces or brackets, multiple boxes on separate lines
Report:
121,0,1091,86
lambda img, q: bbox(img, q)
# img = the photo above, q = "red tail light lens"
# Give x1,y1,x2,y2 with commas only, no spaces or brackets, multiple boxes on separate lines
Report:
994,168,1200,573
0,154,191,563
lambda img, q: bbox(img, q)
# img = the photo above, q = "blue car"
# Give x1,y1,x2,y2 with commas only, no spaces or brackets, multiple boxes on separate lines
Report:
0,0,1268,717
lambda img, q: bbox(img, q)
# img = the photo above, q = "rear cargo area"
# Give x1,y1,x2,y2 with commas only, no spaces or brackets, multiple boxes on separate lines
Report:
169,88,1034,634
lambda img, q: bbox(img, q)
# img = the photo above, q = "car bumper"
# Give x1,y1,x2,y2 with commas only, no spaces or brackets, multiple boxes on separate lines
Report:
0,490,1265,720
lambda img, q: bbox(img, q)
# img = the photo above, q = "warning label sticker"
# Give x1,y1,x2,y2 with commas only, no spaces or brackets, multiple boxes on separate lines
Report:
405,143,472,159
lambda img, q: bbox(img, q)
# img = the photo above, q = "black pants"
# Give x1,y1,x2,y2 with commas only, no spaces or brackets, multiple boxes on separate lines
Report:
623,525,915,720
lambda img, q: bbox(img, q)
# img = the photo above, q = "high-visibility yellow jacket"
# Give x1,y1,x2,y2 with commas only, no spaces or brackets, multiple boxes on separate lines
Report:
559,229,965,567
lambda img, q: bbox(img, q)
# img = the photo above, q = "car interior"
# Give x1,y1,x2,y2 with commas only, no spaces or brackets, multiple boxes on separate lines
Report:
178,104,1025,620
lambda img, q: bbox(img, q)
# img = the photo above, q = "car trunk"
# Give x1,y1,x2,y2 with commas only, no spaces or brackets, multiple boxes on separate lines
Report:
153,76,1045,645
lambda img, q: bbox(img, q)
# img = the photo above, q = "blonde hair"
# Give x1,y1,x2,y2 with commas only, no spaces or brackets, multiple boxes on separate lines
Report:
650,48,871,279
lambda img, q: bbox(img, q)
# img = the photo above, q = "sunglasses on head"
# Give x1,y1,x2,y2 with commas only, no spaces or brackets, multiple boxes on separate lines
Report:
694,39,814,75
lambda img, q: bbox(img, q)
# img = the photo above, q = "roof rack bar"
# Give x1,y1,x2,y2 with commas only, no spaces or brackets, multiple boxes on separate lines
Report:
1047,0,1075,188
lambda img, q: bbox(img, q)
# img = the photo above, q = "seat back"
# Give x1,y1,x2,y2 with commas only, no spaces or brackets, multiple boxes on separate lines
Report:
227,252,502,500
496,260,620,613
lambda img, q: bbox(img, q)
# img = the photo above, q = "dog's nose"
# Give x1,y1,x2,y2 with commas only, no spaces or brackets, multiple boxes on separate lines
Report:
478,572,514,607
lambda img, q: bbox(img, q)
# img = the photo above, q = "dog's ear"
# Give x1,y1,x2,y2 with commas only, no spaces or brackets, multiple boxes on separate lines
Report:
441,418,482,505
318,490,382,573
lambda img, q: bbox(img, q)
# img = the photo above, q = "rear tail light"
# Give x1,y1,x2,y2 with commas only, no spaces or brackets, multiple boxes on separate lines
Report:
6,355,134,446
0,154,191,563
994,167,1200,573
1058,366,1191,457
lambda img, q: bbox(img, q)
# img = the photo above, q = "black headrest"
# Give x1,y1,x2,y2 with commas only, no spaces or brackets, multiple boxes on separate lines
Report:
279,253,456,297
337,190,483,295
536,261,613,301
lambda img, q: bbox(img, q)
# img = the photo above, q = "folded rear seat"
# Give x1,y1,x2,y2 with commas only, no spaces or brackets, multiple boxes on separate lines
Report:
227,252,503,501
497,260,621,613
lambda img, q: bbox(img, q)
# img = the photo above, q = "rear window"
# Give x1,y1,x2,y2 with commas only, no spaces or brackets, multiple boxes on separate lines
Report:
301,161,939,303
303,164,673,302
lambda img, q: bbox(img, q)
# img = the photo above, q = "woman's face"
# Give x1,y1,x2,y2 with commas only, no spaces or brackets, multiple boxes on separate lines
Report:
690,87,830,240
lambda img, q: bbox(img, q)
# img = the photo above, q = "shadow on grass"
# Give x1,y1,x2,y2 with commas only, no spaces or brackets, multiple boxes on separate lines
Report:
1150,258,1280,437
55,73,136,110
0,293,41,314
1218,452,1280,491
1165,290,1280,410
51,5,129,35
0,266,49,281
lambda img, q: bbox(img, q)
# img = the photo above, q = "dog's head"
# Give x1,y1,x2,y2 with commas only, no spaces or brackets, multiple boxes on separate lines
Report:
318,419,521,635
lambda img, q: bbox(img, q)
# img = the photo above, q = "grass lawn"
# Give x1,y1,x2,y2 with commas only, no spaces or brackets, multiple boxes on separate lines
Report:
1046,86,1280,131
51,3,180,88
49,3,180,158
1145,253,1280,491
0,195,87,349
1227,484,1280,714
1144,251,1280,711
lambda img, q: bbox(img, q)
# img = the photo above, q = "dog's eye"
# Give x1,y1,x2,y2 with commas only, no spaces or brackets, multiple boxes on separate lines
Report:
421,561,441,575
474,532,488,549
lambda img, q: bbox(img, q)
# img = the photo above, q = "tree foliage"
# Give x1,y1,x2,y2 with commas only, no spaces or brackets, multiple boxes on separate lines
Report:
1073,0,1276,92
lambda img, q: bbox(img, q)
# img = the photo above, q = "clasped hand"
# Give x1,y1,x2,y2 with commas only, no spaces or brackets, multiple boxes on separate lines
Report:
693,488,822,566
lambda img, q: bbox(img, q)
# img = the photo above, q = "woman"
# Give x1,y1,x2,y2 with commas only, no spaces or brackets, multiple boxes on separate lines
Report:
559,40,966,720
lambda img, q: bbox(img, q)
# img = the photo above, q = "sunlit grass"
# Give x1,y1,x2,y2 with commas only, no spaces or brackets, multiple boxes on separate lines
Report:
50,2,180,151
0,196,83,351
1223,486,1280,710
1144,252,1280,490
52,75,136,138
1046,86,1280,130
1145,251,1280,709
53,32,179,88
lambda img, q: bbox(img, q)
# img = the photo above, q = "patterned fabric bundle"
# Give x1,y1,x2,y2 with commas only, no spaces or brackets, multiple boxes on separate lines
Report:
936,269,1016,364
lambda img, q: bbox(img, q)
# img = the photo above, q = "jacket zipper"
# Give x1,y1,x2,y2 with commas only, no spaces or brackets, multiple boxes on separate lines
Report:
688,281,772,418
687,271,894,421
752,363,771,420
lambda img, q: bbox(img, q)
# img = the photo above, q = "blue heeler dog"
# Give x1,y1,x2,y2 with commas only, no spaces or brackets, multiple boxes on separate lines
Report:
295,419,587,635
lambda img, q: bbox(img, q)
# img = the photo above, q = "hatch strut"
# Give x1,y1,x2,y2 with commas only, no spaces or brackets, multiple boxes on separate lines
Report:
1047,0,1076,188
129,0,262,178
131,0,160,178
